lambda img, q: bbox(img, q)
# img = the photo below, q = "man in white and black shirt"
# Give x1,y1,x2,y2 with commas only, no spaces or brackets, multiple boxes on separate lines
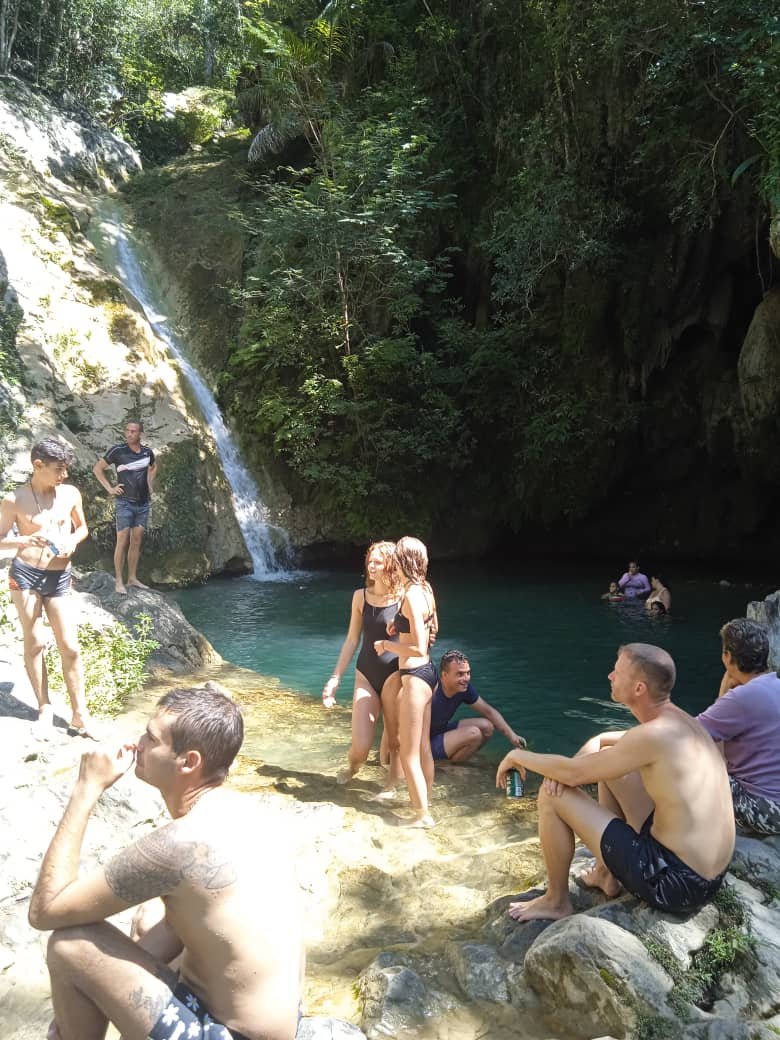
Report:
93,420,157,594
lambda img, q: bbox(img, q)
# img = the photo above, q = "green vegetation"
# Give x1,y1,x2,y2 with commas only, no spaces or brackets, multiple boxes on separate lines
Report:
4,0,780,543
644,886,756,1019
44,613,158,716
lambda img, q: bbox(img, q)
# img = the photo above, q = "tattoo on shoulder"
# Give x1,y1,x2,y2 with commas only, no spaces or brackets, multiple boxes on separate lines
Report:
104,824,237,903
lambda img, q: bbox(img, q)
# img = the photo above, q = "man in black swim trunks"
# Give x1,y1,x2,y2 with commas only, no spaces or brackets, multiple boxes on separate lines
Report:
93,419,157,595
29,683,303,1040
496,643,735,920
0,437,94,737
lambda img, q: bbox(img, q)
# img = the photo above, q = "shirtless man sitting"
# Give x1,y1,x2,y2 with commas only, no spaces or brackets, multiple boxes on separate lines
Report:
496,643,735,920
0,437,94,737
28,684,304,1040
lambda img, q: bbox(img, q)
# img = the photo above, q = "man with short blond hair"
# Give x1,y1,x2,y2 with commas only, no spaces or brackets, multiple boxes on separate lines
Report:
497,643,735,921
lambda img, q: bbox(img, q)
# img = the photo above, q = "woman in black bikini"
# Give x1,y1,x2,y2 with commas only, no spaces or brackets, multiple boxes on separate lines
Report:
374,536,438,828
322,541,402,784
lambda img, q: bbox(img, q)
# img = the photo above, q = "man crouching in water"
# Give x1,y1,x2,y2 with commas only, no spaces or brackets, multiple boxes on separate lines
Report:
497,643,735,920
29,684,303,1040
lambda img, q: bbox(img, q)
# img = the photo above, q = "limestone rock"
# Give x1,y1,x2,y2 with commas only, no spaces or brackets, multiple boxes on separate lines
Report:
746,589,780,672
505,964,542,1011
75,570,221,671
738,286,780,426
358,954,431,1038
0,76,140,188
296,1018,367,1040
683,1021,778,1040
730,834,780,889
524,914,675,1038
586,894,719,971
445,941,508,1002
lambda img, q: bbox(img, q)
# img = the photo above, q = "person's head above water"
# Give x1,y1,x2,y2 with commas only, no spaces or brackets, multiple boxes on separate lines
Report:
393,536,429,586
720,618,769,675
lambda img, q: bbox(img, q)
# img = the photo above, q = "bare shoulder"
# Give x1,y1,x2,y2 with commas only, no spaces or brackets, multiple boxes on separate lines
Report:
104,817,237,904
60,483,82,506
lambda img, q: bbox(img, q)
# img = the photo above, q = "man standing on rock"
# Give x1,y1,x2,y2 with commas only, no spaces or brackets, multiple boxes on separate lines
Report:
697,618,780,836
496,643,734,920
93,419,156,595
0,436,96,738
29,683,304,1040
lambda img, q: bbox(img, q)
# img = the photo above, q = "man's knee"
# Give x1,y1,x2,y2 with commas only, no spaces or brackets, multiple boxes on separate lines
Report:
57,643,81,670
130,526,145,544
477,720,494,741
23,630,47,657
47,924,101,970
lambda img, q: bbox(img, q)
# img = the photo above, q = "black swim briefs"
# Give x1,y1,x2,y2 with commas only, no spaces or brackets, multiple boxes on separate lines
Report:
9,558,72,598
600,811,725,914
148,980,251,1040
400,660,438,692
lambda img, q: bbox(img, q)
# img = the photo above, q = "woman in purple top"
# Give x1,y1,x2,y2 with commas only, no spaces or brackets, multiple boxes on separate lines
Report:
618,561,651,599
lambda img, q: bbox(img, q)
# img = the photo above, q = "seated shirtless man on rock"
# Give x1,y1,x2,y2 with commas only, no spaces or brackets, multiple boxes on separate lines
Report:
496,643,735,921
29,684,304,1040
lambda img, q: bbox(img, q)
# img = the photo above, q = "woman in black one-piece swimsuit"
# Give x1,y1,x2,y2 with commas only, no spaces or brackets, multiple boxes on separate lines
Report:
373,536,438,827
322,542,402,783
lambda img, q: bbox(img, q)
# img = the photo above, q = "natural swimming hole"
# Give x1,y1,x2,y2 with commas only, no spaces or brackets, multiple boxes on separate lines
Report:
174,560,766,759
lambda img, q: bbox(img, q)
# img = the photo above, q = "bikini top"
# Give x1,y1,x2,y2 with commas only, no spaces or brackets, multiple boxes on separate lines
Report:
393,586,435,635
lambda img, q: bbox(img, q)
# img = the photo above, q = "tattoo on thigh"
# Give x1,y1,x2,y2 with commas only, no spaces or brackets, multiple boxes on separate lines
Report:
128,978,172,1024
105,824,237,903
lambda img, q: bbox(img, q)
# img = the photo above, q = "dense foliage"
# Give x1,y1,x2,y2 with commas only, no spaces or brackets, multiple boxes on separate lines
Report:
3,0,779,545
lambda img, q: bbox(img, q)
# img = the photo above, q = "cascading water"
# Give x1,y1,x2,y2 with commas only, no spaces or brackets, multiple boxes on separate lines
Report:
91,202,291,579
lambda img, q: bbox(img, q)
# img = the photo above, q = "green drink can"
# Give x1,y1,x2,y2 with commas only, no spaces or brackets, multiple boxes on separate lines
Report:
506,769,524,798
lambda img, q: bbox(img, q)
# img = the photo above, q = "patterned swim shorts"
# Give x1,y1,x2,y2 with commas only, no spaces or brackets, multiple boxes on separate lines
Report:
147,981,251,1040
730,777,780,836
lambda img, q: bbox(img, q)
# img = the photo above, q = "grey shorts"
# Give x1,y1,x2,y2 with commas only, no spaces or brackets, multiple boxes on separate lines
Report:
730,778,780,836
116,498,150,531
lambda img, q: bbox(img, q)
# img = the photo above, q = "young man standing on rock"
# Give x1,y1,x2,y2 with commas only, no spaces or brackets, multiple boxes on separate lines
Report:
0,436,95,738
496,643,735,920
29,683,304,1040
430,649,526,762
697,618,780,836
93,419,156,595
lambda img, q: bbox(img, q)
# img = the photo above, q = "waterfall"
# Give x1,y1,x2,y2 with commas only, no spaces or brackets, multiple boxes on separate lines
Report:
91,202,291,579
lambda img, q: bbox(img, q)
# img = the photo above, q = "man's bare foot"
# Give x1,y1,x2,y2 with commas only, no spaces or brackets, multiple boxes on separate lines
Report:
579,863,621,898
127,578,149,589
507,892,573,922
115,580,127,595
336,766,357,785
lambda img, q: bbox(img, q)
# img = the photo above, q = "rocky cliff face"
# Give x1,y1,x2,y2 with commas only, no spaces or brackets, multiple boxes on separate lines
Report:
0,77,251,584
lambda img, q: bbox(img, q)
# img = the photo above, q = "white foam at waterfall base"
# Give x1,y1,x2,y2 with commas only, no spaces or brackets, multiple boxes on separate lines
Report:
95,207,292,580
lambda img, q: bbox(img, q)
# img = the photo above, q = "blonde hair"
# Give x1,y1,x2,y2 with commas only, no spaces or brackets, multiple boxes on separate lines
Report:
393,536,430,589
364,541,398,593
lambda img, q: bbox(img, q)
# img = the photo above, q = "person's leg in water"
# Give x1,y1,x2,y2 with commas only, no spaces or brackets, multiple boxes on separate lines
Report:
376,672,405,799
113,526,130,595
127,523,149,590
44,594,96,738
578,770,655,897
11,587,53,732
398,674,435,827
337,670,381,784
508,784,619,922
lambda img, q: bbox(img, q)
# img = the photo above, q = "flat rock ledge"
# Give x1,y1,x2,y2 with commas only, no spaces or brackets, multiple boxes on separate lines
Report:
355,841,780,1040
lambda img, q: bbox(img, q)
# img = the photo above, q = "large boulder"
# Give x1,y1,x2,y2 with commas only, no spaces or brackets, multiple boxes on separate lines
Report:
746,589,780,672
75,570,221,671
738,287,780,428
523,914,675,1038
